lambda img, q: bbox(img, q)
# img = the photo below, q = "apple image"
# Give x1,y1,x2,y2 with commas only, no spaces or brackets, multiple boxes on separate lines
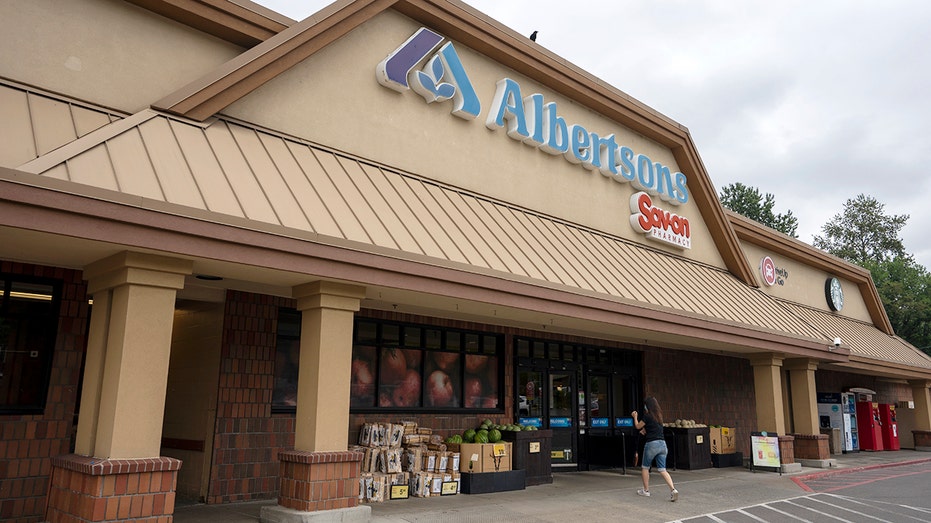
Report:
350,358,374,400
482,393,498,409
404,349,422,369
485,356,498,385
392,369,421,407
465,354,488,374
378,389,393,407
464,377,483,408
430,351,459,372
380,348,407,384
426,370,455,406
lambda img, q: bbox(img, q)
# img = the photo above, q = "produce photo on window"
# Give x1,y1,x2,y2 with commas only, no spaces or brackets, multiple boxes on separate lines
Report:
350,345,377,408
378,348,423,408
424,350,461,407
272,337,299,406
464,354,498,408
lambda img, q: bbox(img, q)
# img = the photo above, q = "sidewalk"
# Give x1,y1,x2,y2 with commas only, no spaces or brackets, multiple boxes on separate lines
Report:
173,450,931,523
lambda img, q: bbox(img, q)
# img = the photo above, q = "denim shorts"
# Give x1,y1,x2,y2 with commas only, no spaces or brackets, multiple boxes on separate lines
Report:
641,439,668,471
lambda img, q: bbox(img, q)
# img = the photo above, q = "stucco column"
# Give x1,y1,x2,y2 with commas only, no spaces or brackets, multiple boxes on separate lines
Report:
75,251,192,458
909,380,931,431
749,353,786,435
292,281,366,452
784,358,819,435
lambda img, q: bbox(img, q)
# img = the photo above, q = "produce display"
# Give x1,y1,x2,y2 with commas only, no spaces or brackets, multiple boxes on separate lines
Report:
356,417,532,502
356,421,460,502
446,418,537,445
663,419,707,428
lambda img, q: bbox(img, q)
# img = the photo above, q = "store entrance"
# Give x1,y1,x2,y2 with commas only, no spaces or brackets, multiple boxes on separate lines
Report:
581,372,639,470
548,371,577,469
515,338,642,472
516,365,579,470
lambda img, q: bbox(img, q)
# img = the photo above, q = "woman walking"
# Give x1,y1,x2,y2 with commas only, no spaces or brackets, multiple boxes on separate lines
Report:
631,396,679,501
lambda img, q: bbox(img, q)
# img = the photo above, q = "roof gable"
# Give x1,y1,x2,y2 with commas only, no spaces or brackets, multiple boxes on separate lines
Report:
150,0,756,285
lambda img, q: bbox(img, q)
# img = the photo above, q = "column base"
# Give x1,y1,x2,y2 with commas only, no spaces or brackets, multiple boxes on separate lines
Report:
797,458,837,468
260,504,371,523
277,450,364,512
913,430,931,449
46,454,181,522
792,434,831,460
778,435,795,464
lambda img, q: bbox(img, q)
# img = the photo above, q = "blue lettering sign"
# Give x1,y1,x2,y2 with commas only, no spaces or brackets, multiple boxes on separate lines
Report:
550,417,572,428
377,29,690,205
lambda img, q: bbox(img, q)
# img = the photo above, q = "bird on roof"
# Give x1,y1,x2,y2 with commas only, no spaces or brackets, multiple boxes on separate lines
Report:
530,30,538,42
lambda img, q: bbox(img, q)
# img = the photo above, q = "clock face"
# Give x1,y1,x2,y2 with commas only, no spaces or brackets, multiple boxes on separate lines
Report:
826,277,844,311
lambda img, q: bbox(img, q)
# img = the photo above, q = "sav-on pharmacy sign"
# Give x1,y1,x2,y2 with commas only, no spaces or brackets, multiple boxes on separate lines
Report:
376,27,691,210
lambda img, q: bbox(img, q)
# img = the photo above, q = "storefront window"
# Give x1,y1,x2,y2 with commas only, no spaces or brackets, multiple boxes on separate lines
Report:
0,276,60,414
353,320,501,412
272,312,503,411
272,309,301,407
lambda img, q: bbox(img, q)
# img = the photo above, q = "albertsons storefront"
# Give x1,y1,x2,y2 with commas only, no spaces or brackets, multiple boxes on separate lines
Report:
2,0,930,521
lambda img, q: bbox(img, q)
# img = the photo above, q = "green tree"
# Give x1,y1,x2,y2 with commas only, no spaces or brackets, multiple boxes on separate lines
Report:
863,256,931,354
814,194,930,351
719,182,798,237
813,194,908,265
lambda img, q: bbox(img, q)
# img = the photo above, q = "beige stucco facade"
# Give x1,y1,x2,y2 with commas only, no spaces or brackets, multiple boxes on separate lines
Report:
224,10,727,268
741,240,872,323
0,0,243,115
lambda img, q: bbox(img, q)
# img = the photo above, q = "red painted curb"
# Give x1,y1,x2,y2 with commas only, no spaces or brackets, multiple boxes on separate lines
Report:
791,457,931,491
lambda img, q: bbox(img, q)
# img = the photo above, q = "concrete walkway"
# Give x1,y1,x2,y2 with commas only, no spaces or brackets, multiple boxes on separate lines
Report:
173,450,931,523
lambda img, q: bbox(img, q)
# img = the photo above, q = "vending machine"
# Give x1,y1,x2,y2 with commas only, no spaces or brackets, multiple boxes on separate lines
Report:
840,392,859,452
879,403,900,450
817,392,844,454
856,401,884,451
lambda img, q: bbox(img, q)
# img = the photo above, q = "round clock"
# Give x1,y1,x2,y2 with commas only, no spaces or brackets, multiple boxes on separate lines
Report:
825,277,844,311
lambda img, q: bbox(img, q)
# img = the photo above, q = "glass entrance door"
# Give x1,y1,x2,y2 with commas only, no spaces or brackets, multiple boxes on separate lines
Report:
549,371,577,468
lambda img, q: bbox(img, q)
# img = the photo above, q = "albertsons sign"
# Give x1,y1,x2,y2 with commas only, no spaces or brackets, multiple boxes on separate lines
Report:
376,28,690,208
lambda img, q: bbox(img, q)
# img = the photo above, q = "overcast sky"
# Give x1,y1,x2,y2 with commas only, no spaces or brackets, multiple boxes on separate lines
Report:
256,1,931,269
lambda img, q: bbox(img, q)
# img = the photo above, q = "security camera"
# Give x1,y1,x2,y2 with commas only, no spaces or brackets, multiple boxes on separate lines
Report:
833,337,842,347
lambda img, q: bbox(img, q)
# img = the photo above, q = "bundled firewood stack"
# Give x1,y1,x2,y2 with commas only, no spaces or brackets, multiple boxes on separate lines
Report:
356,421,461,502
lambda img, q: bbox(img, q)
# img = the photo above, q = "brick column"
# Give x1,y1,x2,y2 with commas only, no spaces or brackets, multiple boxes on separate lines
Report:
276,450,364,512
792,433,830,460
50,252,191,522
784,358,819,435
291,281,366,452
778,435,795,464
909,380,931,431
46,455,181,522
910,380,931,451
260,282,370,523
749,353,786,435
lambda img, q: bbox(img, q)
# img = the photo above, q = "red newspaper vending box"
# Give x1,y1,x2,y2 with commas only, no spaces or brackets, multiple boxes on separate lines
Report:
878,403,900,450
855,401,884,451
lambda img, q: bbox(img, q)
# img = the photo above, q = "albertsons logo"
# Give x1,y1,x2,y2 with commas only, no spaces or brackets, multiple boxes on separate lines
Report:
376,28,691,208
376,27,481,120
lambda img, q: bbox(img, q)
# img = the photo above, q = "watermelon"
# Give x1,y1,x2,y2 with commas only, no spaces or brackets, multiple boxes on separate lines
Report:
475,431,489,443
463,429,476,443
488,429,502,443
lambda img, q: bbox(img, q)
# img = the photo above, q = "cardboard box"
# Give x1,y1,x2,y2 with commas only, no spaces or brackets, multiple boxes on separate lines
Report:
458,442,512,473
710,427,736,454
